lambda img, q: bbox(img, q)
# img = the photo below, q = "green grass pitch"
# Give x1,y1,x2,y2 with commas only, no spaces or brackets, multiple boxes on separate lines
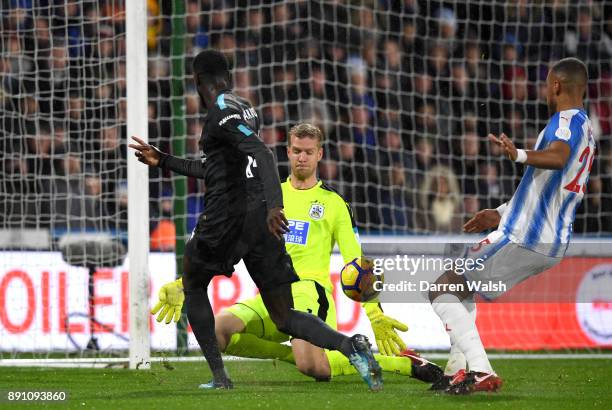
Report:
2,358,611,409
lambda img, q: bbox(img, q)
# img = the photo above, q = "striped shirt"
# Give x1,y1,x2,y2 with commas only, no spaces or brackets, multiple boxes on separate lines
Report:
499,109,596,257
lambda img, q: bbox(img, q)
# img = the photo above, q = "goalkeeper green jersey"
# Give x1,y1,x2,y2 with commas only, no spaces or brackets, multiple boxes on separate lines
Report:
282,178,361,292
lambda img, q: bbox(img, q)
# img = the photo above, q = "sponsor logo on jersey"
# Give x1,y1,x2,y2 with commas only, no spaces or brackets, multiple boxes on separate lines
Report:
284,219,309,245
309,202,325,220
243,107,257,120
218,113,241,126
555,127,571,141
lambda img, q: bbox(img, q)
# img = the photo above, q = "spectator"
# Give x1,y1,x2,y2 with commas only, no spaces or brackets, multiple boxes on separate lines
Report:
349,60,375,113
453,131,480,195
99,125,126,217
262,126,288,180
379,163,414,232
336,138,368,228
26,126,54,177
463,194,480,223
234,68,257,106
150,188,176,251
450,64,477,121
47,154,102,230
185,0,208,54
478,163,503,209
418,165,462,233
351,105,376,149
318,159,339,191
564,7,610,78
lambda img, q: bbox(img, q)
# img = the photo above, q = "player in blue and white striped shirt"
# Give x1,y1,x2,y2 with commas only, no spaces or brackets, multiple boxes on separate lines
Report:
497,106,596,258
429,58,596,394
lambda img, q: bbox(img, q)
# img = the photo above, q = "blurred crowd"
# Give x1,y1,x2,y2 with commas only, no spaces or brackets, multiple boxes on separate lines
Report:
1,1,612,246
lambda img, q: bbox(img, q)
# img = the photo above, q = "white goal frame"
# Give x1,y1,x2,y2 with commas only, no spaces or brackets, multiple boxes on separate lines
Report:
126,0,150,370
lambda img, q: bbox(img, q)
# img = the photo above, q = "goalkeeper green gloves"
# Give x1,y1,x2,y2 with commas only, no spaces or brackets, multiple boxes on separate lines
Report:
151,278,184,324
363,301,408,356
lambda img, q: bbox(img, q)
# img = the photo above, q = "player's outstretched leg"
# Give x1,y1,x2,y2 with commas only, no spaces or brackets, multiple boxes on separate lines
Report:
431,298,473,391
429,274,499,395
399,349,444,384
182,254,232,390
261,284,383,391
184,287,233,390
324,349,443,386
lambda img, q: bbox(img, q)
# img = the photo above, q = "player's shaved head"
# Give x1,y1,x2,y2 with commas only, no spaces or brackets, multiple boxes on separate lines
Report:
550,57,588,96
546,57,588,115
192,49,229,78
192,49,231,109
288,123,323,147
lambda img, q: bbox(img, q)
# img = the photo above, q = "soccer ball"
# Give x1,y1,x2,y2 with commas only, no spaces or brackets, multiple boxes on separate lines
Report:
340,257,382,302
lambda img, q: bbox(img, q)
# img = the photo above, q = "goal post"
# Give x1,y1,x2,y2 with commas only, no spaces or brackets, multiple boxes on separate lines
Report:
126,0,151,370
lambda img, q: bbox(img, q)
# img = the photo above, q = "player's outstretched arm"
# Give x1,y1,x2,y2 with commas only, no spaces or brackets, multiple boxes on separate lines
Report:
332,197,408,355
362,302,408,356
129,136,205,178
332,200,409,356
488,133,570,170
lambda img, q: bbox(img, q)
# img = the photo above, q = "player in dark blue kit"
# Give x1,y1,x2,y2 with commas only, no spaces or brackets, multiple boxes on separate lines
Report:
129,49,382,391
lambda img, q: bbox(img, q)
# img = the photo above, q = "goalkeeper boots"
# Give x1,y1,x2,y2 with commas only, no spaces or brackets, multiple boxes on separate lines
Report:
347,334,383,392
445,371,503,395
399,349,444,384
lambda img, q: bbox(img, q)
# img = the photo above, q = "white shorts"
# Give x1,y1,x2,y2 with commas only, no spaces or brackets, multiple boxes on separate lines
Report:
462,230,561,300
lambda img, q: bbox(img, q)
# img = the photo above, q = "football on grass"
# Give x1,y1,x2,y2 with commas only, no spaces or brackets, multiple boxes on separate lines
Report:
340,257,381,302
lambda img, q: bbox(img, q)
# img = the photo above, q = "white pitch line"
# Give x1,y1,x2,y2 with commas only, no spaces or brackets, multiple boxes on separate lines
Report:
0,355,261,367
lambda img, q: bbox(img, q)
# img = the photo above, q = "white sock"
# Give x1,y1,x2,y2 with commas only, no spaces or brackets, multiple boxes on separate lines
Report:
432,294,493,374
444,343,466,376
462,295,477,321
444,296,476,375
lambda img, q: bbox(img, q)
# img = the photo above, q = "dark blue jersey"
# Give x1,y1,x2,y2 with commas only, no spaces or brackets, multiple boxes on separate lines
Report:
158,90,283,220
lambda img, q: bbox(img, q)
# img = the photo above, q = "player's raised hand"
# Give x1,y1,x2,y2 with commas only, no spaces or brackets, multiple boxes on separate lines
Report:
463,209,501,233
267,206,290,240
151,278,185,324
488,133,518,161
129,136,161,167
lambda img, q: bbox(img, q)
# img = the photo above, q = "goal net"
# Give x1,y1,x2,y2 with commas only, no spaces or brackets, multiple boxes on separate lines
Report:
1,0,611,364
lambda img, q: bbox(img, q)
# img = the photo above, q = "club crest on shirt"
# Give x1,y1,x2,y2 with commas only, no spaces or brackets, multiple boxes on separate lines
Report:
309,202,324,220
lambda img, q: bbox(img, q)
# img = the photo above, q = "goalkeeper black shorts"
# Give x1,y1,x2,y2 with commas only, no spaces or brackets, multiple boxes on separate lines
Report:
182,204,299,292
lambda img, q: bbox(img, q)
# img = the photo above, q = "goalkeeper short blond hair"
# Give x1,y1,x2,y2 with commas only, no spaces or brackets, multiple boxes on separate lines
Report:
288,123,323,148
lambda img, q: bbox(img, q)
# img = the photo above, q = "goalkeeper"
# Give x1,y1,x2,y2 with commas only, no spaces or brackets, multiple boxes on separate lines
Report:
153,123,442,383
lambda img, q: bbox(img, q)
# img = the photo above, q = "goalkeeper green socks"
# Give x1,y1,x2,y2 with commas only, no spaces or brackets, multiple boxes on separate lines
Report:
224,333,295,363
375,354,412,376
325,351,411,377
223,334,412,378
